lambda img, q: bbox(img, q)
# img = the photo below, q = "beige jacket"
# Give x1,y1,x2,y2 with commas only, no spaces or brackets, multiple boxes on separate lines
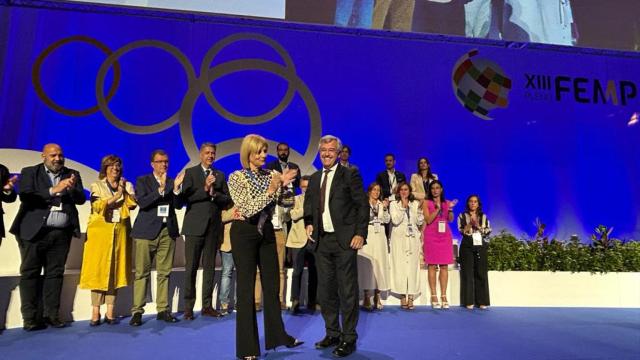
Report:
219,206,236,252
286,194,307,249
410,173,438,200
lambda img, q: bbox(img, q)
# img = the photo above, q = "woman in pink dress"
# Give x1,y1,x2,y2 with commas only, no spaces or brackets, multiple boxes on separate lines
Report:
422,180,457,309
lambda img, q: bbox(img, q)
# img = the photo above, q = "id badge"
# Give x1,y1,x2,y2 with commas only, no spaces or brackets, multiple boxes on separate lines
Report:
50,197,62,212
111,209,121,223
157,205,169,217
407,224,415,237
373,221,381,234
438,221,446,233
472,232,483,246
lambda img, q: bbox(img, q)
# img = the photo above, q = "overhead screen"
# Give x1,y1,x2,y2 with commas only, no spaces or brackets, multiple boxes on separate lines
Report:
67,0,640,51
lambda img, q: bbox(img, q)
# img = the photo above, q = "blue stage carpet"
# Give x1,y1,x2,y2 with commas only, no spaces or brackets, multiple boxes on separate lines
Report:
1,308,638,359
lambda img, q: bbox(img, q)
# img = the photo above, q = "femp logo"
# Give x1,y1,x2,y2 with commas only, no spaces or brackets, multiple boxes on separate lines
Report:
452,49,511,120
524,74,637,106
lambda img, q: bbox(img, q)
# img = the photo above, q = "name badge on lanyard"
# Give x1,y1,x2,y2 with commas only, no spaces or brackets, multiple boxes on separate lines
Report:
157,205,169,217
111,209,121,223
373,219,382,234
50,196,62,212
472,232,483,246
407,223,415,237
438,221,446,233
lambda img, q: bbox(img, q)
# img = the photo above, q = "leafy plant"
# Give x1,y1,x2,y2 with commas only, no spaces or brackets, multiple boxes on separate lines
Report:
486,226,639,273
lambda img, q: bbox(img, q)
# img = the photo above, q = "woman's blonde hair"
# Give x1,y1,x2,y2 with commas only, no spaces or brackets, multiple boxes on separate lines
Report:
240,134,268,169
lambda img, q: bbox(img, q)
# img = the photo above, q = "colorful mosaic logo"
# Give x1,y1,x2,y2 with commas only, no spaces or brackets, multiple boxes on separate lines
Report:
452,49,511,120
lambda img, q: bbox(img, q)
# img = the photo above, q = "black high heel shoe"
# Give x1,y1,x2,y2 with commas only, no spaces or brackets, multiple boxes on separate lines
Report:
286,339,304,349
89,318,101,327
103,315,119,325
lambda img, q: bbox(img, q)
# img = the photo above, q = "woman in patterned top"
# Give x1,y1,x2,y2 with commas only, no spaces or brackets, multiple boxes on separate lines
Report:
227,134,303,360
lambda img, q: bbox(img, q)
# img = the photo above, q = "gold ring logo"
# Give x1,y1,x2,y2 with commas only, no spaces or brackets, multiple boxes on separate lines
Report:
32,33,321,174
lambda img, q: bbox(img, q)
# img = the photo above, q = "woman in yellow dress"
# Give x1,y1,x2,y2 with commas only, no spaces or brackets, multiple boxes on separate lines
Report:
79,155,136,326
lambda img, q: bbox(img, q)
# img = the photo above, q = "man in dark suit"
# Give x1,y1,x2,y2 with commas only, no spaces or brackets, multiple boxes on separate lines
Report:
265,142,302,192
375,153,406,200
1,163,18,246
180,142,230,319
304,135,369,357
129,150,184,326
10,144,85,330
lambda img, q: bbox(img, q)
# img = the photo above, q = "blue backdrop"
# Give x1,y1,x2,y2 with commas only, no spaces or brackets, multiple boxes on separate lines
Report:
1,0,638,240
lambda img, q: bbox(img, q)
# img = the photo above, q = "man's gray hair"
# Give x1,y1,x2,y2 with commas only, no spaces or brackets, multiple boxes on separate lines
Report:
318,135,342,151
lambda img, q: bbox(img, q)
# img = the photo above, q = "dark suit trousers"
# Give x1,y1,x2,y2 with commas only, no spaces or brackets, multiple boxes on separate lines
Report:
459,240,490,306
18,227,72,320
316,232,359,342
183,221,219,310
231,220,293,358
290,245,317,306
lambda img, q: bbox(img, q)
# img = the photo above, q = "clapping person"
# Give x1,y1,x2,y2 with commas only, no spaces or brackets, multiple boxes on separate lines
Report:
409,157,438,201
422,180,456,309
79,155,136,325
11,144,85,330
180,142,230,319
227,134,303,360
129,150,183,326
358,183,390,311
458,195,491,310
389,182,424,310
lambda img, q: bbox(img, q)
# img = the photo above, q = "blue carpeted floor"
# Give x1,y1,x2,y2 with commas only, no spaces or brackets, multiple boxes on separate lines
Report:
0,307,638,360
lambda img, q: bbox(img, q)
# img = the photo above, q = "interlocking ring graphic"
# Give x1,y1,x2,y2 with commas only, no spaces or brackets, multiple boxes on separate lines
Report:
32,33,322,174
32,35,122,117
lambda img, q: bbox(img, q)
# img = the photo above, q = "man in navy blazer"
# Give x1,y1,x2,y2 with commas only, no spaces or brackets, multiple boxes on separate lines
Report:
0,163,18,246
375,153,407,201
10,144,85,331
179,142,230,319
129,150,184,326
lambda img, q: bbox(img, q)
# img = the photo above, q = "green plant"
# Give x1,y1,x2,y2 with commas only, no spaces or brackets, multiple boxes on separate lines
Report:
486,228,639,273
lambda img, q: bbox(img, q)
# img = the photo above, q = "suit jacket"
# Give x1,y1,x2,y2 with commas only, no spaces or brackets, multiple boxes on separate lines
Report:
131,173,181,240
10,164,86,242
304,164,368,250
376,169,407,200
265,159,301,192
180,165,230,237
0,164,17,239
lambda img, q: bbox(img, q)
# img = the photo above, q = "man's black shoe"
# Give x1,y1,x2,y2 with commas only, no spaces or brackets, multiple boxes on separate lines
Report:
315,335,341,349
23,320,46,331
156,311,179,323
45,317,66,328
129,313,142,326
332,341,356,357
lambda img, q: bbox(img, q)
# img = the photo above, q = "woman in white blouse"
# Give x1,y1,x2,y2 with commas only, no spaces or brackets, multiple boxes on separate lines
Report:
227,134,302,360
389,182,424,310
358,182,390,311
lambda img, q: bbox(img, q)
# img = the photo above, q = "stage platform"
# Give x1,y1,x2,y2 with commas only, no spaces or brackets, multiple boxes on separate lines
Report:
0,307,638,360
